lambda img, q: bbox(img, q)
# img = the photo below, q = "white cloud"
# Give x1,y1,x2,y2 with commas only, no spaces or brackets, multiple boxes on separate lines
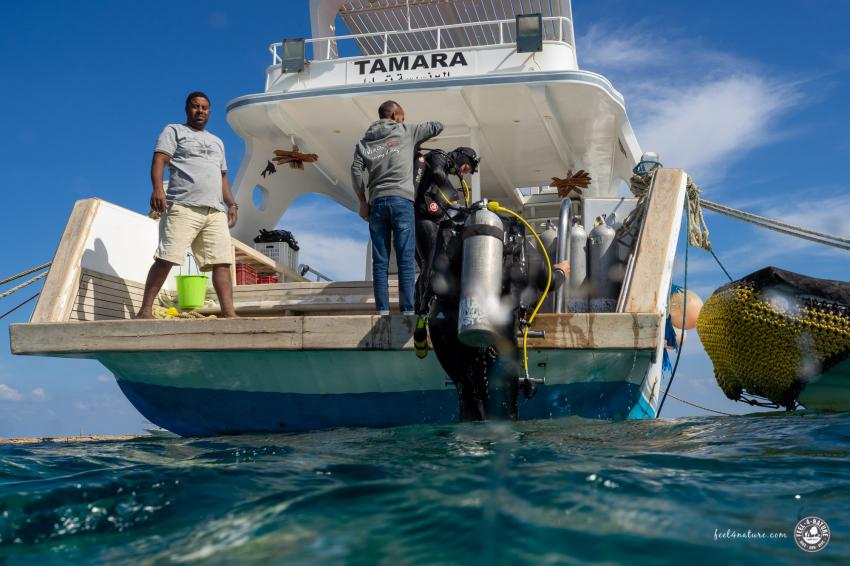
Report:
31,388,46,401
694,190,850,274
636,76,792,181
278,195,370,281
759,193,850,241
0,384,23,401
580,24,672,70
280,198,366,239
578,24,797,183
295,232,368,281
96,375,112,383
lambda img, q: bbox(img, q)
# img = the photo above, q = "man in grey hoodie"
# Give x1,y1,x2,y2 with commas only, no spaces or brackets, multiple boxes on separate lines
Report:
351,100,443,316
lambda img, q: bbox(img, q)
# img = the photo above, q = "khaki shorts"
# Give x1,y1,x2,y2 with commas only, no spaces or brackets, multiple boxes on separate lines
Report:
155,203,233,271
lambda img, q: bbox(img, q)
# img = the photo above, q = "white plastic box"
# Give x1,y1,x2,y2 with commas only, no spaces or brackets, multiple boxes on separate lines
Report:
253,242,299,271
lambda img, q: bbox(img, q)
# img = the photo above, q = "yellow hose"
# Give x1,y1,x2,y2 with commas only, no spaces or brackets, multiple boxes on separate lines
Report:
460,177,472,207
485,201,553,377
434,177,471,207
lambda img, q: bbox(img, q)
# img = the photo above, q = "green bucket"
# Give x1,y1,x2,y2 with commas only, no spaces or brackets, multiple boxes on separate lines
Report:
175,275,208,309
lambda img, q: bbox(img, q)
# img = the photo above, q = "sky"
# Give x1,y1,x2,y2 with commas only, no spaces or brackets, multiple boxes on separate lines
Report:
1,1,850,436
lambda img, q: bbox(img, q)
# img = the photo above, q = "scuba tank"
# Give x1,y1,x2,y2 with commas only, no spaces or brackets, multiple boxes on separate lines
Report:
568,217,588,312
589,215,618,312
539,221,558,258
458,207,505,347
528,221,557,312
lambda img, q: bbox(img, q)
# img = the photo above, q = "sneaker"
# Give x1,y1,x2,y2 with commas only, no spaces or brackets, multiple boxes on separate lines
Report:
402,310,415,316
378,310,390,316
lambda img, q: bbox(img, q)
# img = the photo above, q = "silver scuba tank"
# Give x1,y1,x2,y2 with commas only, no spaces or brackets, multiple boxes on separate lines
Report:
568,217,589,312
537,222,559,313
539,221,558,259
589,214,618,312
458,208,505,347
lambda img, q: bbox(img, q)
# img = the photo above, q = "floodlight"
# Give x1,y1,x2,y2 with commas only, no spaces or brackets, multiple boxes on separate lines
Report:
516,14,543,53
282,38,306,73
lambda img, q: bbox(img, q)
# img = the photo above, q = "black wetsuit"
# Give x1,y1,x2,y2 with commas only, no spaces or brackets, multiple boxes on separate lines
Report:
413,150,465,313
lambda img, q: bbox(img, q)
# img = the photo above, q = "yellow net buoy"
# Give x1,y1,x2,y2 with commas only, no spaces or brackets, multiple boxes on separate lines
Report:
697,280,850,408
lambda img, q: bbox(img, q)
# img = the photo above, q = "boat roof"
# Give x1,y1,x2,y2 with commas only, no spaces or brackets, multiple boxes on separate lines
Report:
311,0,574,54
227,1,640,243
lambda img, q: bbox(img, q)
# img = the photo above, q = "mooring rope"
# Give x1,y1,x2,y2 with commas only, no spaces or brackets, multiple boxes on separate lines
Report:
685,178,712,251
620,174,713,253
667,393,734,416
0,262,50,287
0,293,39,321
702,199,850,247
708,247,734,282
628,172,849,252
0,271,48,300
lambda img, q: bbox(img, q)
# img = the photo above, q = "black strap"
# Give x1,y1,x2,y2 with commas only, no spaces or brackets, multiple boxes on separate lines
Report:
462,223,504,241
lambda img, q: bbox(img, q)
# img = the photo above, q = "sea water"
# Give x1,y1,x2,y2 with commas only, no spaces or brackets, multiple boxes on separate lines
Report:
1,414,848,564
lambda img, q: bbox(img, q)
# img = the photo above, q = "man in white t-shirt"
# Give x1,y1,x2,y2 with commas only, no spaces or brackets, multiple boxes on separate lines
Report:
137,92,239,319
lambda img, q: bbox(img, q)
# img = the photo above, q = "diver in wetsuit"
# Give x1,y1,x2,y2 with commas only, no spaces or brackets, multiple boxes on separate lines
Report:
413,147,479,315
424,210,572,421
411,148,575,421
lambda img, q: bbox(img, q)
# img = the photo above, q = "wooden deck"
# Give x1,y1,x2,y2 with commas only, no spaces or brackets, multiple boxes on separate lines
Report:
11,170,687,358
69,269,399,320
10,312,662,354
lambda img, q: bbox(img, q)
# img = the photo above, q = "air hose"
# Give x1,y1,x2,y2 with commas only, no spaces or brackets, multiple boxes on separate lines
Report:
486,201,553,379
460,177,472,207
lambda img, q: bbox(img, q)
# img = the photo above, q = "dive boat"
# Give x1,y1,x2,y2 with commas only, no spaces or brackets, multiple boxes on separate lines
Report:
10,0,688,435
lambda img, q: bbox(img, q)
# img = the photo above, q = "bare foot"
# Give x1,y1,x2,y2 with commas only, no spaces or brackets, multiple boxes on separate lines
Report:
221,311,240,319
135,310,155,320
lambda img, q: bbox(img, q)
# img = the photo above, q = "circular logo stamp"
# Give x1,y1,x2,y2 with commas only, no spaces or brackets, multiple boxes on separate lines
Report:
794,516,830,552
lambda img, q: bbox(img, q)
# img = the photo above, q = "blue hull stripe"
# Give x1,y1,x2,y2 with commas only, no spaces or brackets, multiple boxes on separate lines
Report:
118,379,644,436
626,393,657,419
227,71,625,113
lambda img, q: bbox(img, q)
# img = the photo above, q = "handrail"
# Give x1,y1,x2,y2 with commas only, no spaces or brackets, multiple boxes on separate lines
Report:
298,264,332,282
269,16,573,64
554,198,571,313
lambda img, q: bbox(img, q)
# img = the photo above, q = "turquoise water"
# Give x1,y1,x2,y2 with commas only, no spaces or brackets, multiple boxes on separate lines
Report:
1,414,848,564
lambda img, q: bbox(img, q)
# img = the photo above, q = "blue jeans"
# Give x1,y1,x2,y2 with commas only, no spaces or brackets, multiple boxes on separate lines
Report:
369,196,416,314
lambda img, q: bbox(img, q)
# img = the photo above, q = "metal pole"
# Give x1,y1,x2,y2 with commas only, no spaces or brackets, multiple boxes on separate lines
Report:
469,127,482,203
554,198,572,313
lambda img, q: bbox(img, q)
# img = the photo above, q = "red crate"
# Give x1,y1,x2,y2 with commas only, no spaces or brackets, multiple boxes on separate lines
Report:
235,263,257,285
257,274,279,284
